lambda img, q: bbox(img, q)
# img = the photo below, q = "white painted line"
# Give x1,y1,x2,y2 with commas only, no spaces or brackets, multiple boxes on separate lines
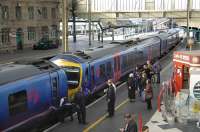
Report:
43,123,61,132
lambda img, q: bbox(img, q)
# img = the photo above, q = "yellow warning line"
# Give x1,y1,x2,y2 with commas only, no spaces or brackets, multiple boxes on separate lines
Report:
83,99,129,132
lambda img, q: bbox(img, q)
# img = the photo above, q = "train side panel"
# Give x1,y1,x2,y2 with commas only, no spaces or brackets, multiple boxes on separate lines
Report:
0,69,68,131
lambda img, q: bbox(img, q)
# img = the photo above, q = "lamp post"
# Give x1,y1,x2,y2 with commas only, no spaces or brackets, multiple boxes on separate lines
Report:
187,0,190,49
88,0,92,46
62,0,68,52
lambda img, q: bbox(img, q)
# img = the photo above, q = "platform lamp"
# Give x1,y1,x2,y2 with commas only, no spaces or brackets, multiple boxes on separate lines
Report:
186,0,191,50
62,0,69,52
88,0,92,46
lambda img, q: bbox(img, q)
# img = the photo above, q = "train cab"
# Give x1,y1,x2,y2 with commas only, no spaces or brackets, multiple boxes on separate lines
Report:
50,54,83,100
173,50,200,100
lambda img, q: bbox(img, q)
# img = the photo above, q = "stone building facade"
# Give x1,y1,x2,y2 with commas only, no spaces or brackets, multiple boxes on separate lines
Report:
0,0,60,52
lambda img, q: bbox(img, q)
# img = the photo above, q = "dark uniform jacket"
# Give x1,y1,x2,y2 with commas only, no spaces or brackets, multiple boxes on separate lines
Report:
124,120,138,132
74,91,85,109
127,77,135,89
106,85,116,102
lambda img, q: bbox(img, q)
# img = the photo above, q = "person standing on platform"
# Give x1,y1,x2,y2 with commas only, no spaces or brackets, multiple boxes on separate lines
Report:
141,72,147,101
127,73,136,102
106,79,116,117
119,113,138,132
146,60,153,80
143,65,151,80
74,90,86,124
59,97,74,122
144,80,153,110
135,66,142,96
153,60,162,83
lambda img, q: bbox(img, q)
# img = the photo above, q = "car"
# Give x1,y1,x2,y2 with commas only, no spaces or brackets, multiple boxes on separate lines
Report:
33,38,59,50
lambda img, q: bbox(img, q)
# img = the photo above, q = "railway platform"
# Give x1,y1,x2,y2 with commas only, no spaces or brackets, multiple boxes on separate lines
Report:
45,43,200,132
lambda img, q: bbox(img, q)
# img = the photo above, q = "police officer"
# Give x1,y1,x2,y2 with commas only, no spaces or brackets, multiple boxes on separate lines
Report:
59,97,74,122
153,60,161,83
127,73,136,102
106,79,116,117
74,90,86,124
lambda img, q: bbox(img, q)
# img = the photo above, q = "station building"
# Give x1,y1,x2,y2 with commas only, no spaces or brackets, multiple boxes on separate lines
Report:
0,0,60,52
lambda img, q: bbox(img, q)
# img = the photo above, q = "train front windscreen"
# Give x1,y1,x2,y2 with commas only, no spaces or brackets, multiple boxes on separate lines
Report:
63,67,80,89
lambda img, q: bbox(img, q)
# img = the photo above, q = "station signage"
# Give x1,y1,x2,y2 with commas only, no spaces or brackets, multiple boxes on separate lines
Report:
193,81,200,100
174,53,190,62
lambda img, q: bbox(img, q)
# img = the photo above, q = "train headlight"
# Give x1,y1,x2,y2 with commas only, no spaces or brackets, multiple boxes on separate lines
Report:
192,57,199,64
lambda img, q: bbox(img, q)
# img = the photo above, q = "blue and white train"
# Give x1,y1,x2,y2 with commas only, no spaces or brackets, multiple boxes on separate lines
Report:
50,28,182,99
0,60,68,131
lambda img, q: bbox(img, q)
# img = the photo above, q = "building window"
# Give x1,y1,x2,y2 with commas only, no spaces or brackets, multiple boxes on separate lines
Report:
1,6,9,20
16,6,22,20
8,90,27,116
1,28,10,44
51,25,58,38
28,7,34,20
42,7,47,19
51,8,56,19
41,26,49,39
28,27,36,41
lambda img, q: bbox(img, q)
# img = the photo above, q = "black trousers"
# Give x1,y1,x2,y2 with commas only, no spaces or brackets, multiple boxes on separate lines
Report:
146,98,152,110
76,106,86,124
156,73,160,83
128,89,135,99
107,100,115,116
59,105,74,122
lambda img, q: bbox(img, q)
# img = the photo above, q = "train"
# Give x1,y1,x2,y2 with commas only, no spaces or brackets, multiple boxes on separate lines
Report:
50,28,183,99
0,28,183,131
0,60,68,131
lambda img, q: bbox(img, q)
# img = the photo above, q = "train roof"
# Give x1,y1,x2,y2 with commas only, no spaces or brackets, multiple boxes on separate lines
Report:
0,59,59,85
150,29,179,40
52,35,161,63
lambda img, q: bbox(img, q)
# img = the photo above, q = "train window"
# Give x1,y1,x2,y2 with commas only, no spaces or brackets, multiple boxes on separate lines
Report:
8,90,27,116
52,77,58,98
122,55,128,69
91,66,95,86
106,62,112,77
85,68,89,82
128,54,133,68
100,64,106,79
63,67,80,89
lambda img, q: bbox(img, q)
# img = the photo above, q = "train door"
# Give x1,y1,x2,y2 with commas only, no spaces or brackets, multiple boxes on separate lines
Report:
50,72,59,106
84,65,91,95
114,54,121,82
90,65,95,91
